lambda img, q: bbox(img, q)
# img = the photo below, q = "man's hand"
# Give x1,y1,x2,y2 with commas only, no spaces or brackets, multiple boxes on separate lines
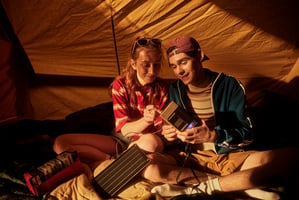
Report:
161,124,178,141
177,120,217,144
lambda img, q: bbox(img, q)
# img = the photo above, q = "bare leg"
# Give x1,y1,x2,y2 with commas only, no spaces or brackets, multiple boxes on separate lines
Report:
142,152,211,184
150,147,299,198
53,133,117,168
133,133,164,153
219,147,299,191
72,145,111,169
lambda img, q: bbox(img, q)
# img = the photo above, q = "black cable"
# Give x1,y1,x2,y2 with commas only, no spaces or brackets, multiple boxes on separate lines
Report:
176,143,201,186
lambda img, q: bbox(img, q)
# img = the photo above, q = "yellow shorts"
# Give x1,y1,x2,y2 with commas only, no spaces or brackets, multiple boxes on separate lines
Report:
169,148,255,176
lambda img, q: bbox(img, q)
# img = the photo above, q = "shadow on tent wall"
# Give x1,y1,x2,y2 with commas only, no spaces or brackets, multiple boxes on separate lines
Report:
211,0,299,47
245,75,299,150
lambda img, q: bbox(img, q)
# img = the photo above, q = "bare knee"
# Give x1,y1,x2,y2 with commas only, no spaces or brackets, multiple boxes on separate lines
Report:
53,135,69,154
136,134,164,153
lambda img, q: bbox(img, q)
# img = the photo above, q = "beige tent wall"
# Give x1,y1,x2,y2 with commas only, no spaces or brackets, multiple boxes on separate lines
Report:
1,0,298,120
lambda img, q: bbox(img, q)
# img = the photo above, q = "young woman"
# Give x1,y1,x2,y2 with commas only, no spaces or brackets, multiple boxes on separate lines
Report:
53,36,169,180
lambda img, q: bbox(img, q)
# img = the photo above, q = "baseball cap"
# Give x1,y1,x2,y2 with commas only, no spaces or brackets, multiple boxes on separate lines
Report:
166,36,209,61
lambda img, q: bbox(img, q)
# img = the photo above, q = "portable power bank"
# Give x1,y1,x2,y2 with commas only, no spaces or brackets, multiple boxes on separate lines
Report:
160,101,200,131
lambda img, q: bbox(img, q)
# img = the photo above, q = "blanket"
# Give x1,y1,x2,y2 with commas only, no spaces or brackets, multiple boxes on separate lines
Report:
48,159,153,200
47,158,284,200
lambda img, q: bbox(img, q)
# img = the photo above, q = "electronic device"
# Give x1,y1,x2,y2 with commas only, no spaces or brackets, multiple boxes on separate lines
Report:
160,101,201,131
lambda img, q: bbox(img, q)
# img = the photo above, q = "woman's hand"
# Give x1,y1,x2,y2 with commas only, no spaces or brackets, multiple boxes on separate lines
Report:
143,105,158,124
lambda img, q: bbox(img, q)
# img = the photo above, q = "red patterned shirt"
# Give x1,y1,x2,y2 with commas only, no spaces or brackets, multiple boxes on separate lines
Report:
111,77,169,138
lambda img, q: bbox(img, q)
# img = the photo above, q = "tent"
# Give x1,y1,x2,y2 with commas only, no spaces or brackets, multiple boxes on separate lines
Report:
1,0,299,122
1,0,299,199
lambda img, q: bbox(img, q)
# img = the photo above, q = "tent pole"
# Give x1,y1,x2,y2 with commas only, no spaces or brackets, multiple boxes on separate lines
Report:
110,0,120,75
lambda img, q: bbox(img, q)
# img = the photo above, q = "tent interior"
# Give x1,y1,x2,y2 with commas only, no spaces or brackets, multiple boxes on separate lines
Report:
1,0,299,199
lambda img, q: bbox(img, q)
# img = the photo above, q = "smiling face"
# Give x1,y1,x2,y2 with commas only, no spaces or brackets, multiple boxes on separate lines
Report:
131,47,162,86
168,52,202,86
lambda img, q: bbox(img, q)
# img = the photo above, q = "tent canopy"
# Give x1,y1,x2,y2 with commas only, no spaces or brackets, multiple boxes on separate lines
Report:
1,0,298,121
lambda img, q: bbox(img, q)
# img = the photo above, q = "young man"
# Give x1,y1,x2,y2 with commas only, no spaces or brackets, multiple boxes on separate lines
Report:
142,36,298,198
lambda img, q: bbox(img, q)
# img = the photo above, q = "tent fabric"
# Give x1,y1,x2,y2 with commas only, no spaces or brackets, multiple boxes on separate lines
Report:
0,0,298,120
1,1,299,199
0,38,33,123
0,39,17,123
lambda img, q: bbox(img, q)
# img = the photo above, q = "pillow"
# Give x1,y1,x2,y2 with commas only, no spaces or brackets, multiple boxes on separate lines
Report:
63,101,115,135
